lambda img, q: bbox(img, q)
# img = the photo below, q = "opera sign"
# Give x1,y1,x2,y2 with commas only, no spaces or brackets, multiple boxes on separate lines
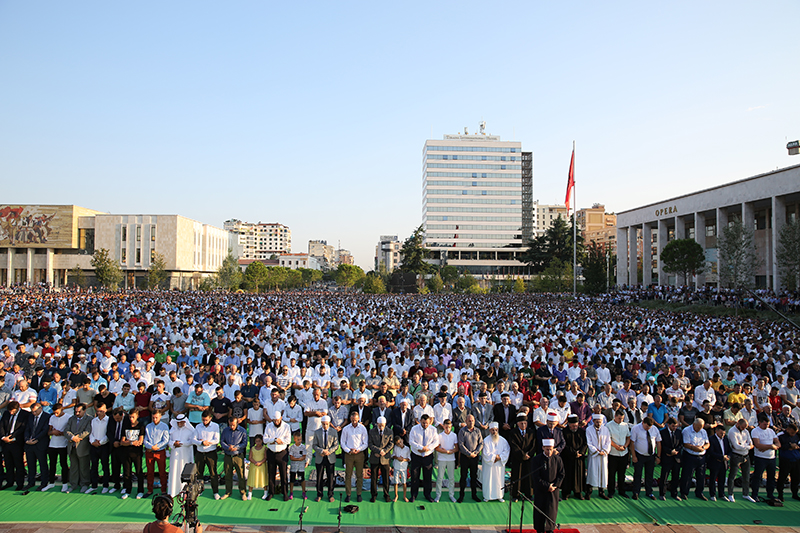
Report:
655,206,678,217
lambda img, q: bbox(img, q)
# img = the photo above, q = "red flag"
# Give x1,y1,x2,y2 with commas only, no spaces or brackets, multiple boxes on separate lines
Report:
565,149,575,211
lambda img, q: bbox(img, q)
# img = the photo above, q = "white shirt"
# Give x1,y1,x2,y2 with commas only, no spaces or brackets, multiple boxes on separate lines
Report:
90,415,110,445
48,413,69,448
247,407,264,437
630,423,661,456
340,422,368,453
264,421,292,452
751,426,777,459
193,421,221,453
433,402,453,427
409,423,440,457
436,430,458,462
681,425,709,456
694,384,716,410
13,389,37,411
727,425,753,455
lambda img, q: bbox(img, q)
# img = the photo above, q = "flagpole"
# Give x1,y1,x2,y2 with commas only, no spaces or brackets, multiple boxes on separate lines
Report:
573,140,576,296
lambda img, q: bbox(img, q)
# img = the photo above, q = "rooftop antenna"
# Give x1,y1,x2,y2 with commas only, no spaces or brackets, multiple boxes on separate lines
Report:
479,120,486,135
464,127,468,135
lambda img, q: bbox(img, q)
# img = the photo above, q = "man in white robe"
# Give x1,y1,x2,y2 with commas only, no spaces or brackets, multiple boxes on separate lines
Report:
482,421,510,502
586,413,611,500
167,414,195,497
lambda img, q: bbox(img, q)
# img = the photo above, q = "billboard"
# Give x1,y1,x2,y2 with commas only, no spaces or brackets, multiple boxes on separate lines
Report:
0,205,78,248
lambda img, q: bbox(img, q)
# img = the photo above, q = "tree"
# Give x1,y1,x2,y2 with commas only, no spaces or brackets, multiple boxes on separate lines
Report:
362,273,387,294
217,251,242,291
147,252,169,289
298,268,323,287
440,265,459,290
659,238,705,287
69,265,86,288
718,219,761,291
582,242,608,294
521,235,550,272
456,271,479,292
536,258,573,292
335,264,365,288
776,218,800,290
91,248,123,290
399,225,433,274
522,216,584,273
512,277,525,293
243,261,269,292
263,267,289,291
427,273,444,293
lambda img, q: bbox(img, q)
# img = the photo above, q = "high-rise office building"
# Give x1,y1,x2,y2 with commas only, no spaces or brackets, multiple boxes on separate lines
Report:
422,125,533,275
223,220,291,260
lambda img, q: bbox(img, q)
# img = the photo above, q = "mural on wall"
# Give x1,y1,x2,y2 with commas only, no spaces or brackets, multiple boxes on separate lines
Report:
0,205,67,246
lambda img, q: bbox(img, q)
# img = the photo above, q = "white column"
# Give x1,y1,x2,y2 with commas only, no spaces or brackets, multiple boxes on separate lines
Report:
674,216,686,286
716,208,730,289
642,224,652,287
616,227,628,287
657,219,668,286
5,249,12,287
772,196,786,291
628,226,638,286
46,248,54,287
741,202,753,231
26,248,33,284
694,213,706,287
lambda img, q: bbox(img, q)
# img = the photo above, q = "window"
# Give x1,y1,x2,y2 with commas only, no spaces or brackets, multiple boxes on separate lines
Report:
472,181,477,186
150,226,156,242
452,155,457,160
501,156,506,161
150,249,157,262
121,249,127,263
472,173,477,178
121,226,127,241
481,155,487,160
136,226,141,242
501,165,506,170
705,224,716,237
136,248,141,263
482,190,487,195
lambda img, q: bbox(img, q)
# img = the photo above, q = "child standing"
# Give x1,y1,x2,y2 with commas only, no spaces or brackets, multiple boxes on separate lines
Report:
247,435,268,500
392,435,410,502
288,432,308,501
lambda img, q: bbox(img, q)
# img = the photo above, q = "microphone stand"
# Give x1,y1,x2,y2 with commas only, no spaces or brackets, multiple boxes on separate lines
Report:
296,494,308,533
335,494,343,533
502,461,561,533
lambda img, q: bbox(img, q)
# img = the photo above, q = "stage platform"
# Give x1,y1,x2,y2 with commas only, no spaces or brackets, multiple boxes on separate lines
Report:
0,488,797,528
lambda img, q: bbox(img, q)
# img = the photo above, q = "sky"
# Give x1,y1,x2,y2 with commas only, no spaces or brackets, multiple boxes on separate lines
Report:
1,1,798,271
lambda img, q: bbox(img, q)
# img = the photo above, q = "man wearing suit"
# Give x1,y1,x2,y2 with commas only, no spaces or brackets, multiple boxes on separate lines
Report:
24,402,50,490
64,402,92,493
371,398,393,432
658,417,683,500
509,413,536,501
493,394,518,443
106,408,126,493
391,399,413,444
349,395,373,432
0,401,30,490
368,416,394,502
707,424,731,501
312,415,339,502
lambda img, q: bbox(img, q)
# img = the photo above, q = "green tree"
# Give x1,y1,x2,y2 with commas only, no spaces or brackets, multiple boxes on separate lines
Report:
217,251,242,291
243,261,269,292
335,264,365,288
521,235,550,272
399,225,433,274
659,238,705,287
427,272,444,293
147,252,169,289
776,218,800,290
512,277,525,293
69,265,86,288
718,219,761,291
362,273,387,294
91,248,123,290
263,267,289,291
582,242,608,294
440,265,459,290
523,216,584,273
456,271,479,292
536,258,573,292
299,268,323,287
198,276,218,291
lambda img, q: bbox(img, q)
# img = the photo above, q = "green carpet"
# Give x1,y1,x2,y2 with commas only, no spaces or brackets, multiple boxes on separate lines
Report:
0,488,797,527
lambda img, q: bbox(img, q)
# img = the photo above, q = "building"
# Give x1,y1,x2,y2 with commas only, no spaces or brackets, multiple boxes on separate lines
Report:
533,202,568,236
279,253,311,270
335,249,354,266
375,235,402,272
308,240,335,269
576,204,617,253
0,205,233,289
422,124,533,276
615,164,800,290
223,219,291,260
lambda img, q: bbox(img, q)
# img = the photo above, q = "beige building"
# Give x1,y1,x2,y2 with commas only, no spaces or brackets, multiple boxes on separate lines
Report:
576,204,617,253
375,235,402,272
533,202,568,235
308,240,335,269
0,205,233,289
224,219,291,260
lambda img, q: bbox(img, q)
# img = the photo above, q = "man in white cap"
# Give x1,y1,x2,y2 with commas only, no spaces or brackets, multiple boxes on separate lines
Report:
167,413,194,497
368,415,393,502
264,411,291,501
481,421,510,502
535,412,565,455
312,415,338,502
532,438,564,533
586,413,611,500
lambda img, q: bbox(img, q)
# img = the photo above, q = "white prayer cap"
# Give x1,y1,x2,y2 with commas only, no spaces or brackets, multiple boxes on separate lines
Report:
273,412,282,419
489,422,499,430
321,415,331,423
360,394,368,400
401,399,410,405
542,439,555,447
546,412,559,422
592,414,604,421
377,416,387,425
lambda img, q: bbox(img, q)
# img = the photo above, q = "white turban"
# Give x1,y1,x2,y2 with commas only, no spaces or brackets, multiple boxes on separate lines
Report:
321,415,331,423
542,439,555,447
377,416,387,425
489,422,499,430
546,412,559,422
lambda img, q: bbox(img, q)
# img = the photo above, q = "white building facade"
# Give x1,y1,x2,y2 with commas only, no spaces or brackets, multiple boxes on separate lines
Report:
615,164,800,290
375,235,401,272
223,219,291,260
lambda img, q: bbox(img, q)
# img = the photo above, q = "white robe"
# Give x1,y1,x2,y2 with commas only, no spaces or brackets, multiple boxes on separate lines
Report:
168,421,196,497
481,434,510,500
586,424,611,488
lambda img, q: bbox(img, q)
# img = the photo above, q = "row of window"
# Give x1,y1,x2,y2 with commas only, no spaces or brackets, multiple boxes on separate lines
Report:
427,154,518,162
427,189,519,196
427,242,522,249
427,215,521,222
427,233,521,240
426,180,521,188
427,224,521,231
426,145,518,153
427,206,522,213
427,197,519,205
121,225,156,242
427,163,520,170
427,172,521,179
120,248,157,264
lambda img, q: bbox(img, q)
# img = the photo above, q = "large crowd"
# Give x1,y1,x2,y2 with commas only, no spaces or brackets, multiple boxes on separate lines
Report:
1,287,799,530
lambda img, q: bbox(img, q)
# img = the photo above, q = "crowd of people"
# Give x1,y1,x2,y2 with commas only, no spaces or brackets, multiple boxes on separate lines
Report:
0,287,799,531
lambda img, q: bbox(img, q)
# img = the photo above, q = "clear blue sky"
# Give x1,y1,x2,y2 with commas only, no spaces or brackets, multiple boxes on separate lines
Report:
1,1,797,271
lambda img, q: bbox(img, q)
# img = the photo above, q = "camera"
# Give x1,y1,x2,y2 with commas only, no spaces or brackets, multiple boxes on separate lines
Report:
173,463,204,529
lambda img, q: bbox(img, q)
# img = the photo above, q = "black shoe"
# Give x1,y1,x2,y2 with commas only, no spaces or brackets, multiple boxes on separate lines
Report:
792,494,800,501
265,494,272,501
408,497,415,503
631,494,638,500
385,495,391,502
344,495,351,503
575,493,585,500
562,493,570,500
696,494,708,501
600,492,610,500
457,497,464,503
15,486,24,491
426,496,434,503
357,495,363,502
620,493,628,498
472,494,480,502
777,495,785,502
370,496,376,503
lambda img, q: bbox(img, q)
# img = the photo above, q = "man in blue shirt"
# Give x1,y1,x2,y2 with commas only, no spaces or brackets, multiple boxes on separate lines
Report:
647,394,668,429
220,417,248,499
185,383,211,425
37,378,58,414
143,410,170,496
